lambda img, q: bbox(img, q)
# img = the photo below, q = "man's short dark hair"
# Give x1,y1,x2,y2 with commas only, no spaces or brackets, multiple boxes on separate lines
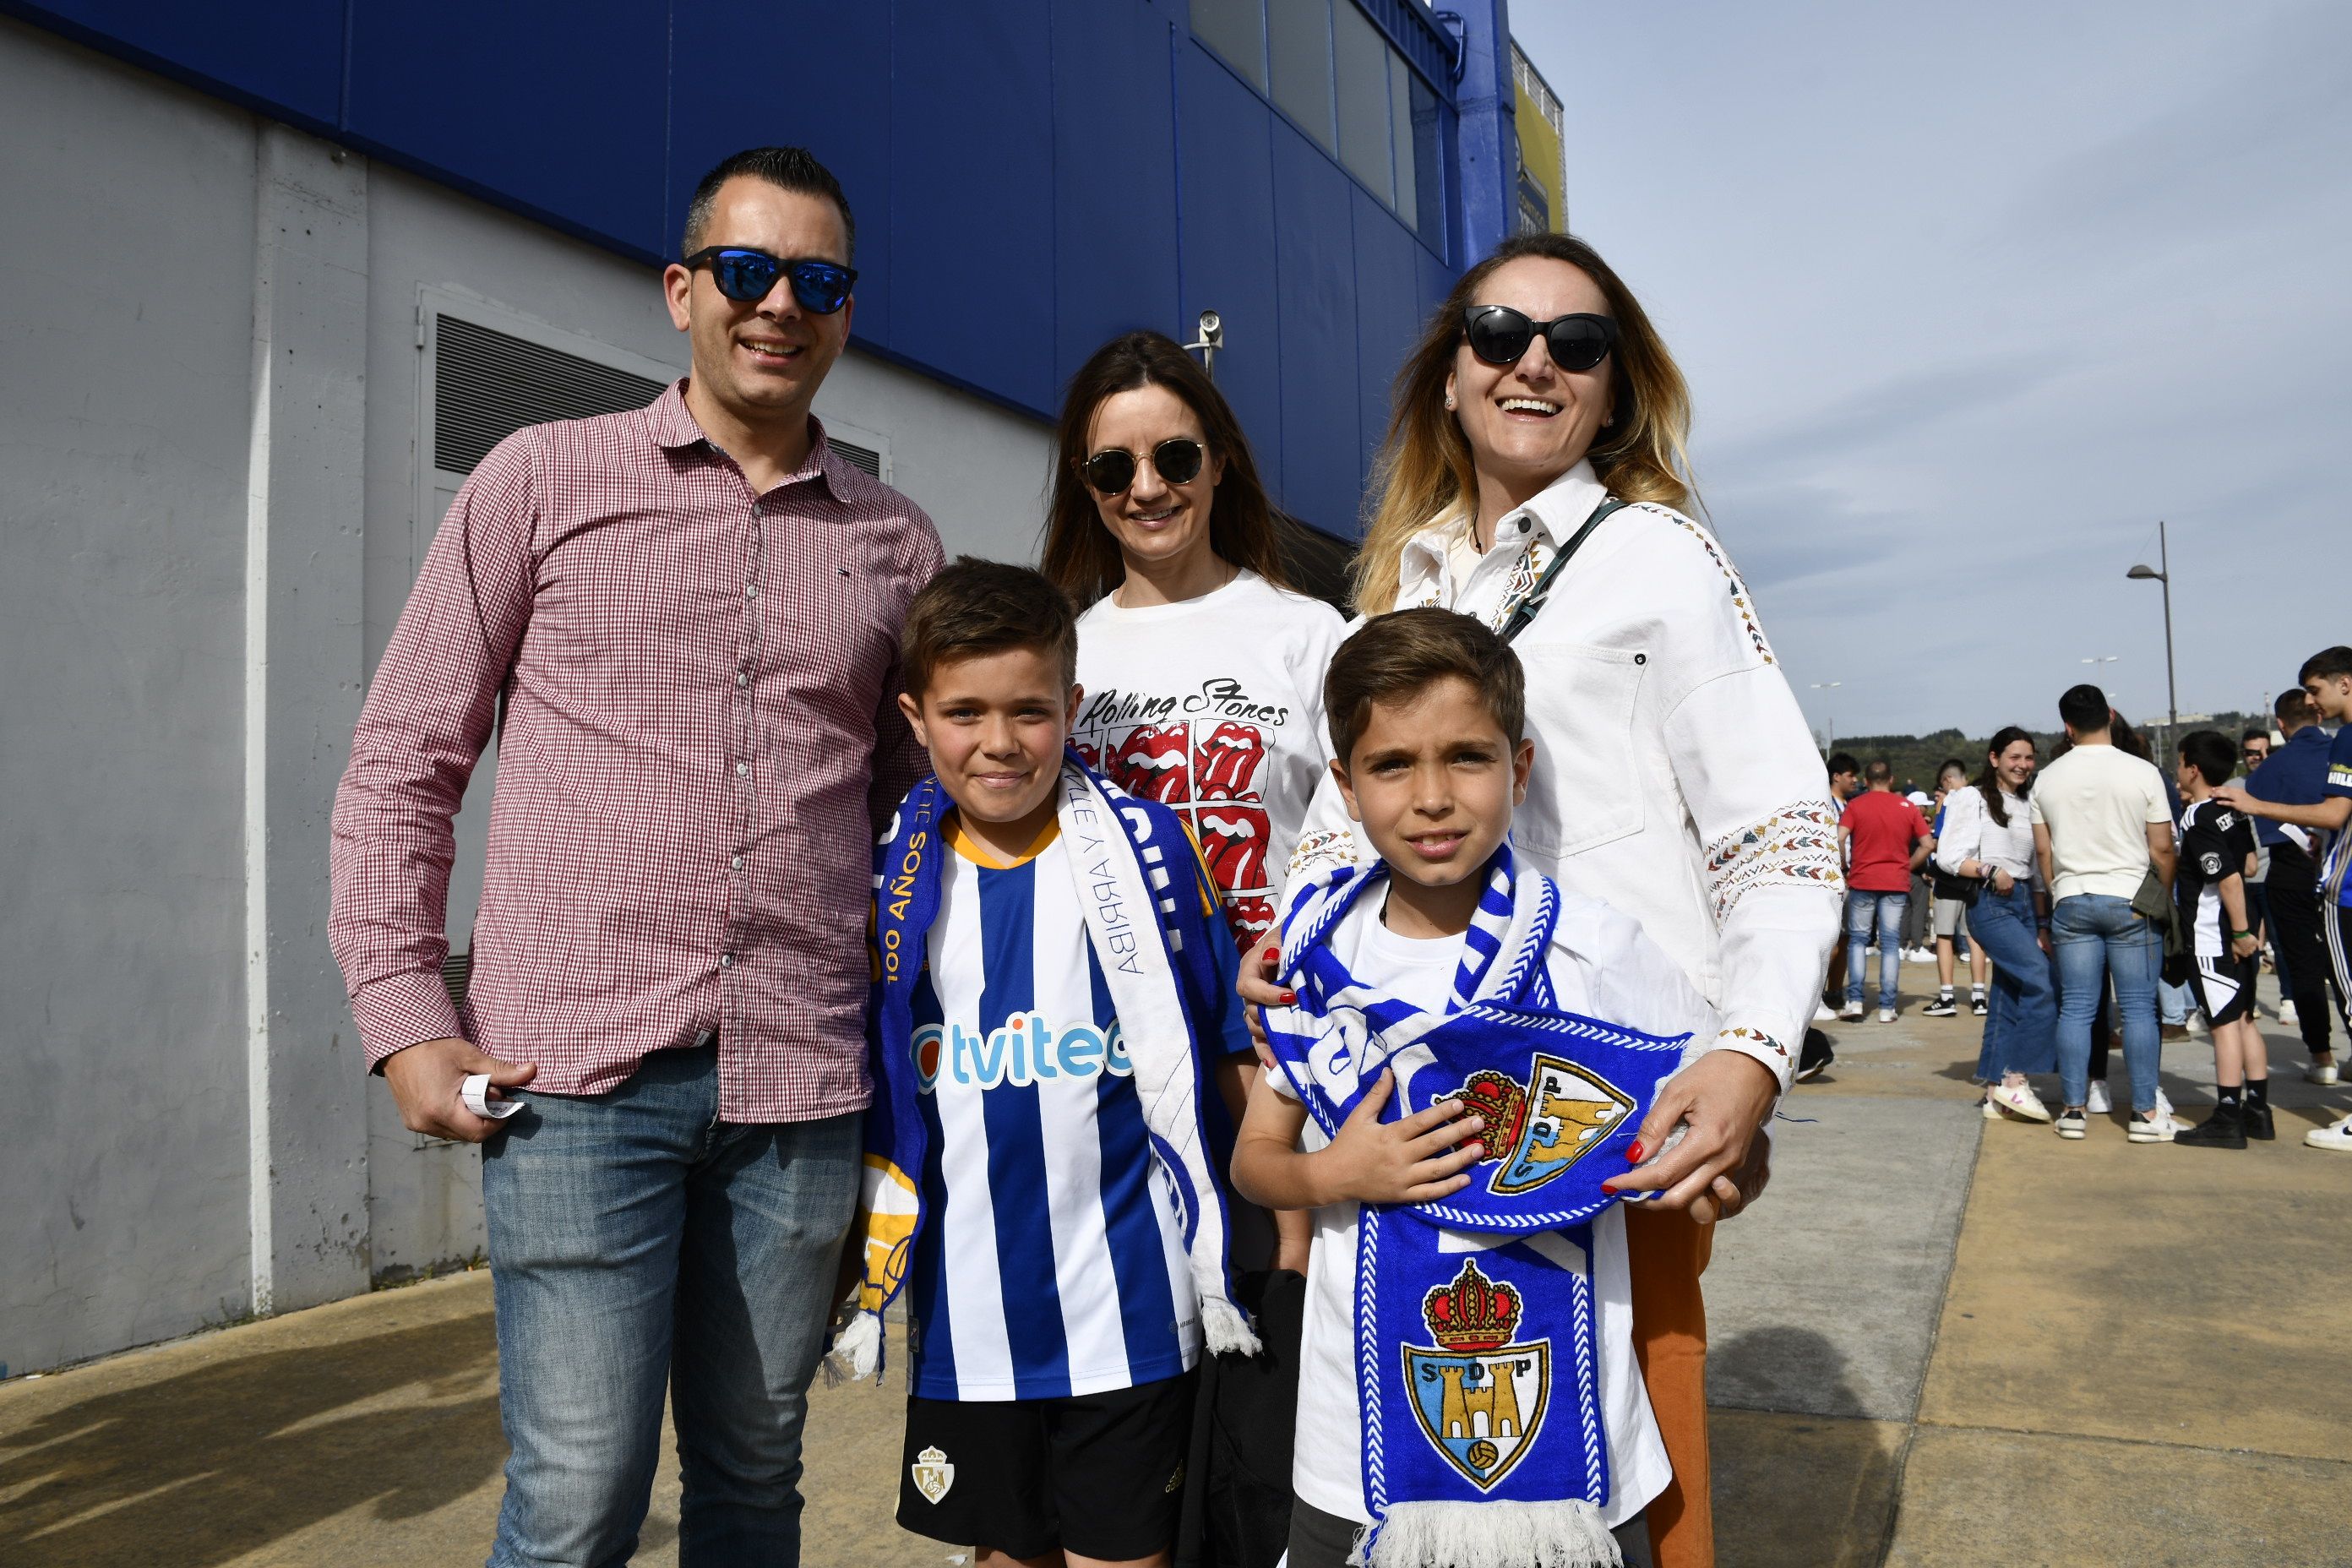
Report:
2057,683,2110,732
681,146,855,261
2298,645,2352,687
1864,759,1892,784
2243,727,2270,745
901,558,1076,700
2276,687,2317,725
1325,608,1524,763
1827,752,1859,778
2178,730,2235,789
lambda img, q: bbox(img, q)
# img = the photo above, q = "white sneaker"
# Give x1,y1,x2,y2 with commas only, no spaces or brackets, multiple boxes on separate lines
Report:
1813,1000,1840,1022
1839,1001,1866,1021
2306,1059,2339,1086
2085,1081,2112,1114
2306,1114,2352,1152
1989,1080,2053,1123
2279,999,2301,1027
1981,1097,2004,1120
1909,945,1936,964
2127,1112,2177,1144
1877,1007,1897,1023
2186,1014,2209,1037
2154,1088,2192,1135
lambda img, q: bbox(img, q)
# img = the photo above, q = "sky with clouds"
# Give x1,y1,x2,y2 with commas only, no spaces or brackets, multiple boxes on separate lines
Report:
1511,0,2351,743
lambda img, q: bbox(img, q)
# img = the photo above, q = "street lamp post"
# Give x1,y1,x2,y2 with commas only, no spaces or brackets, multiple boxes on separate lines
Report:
2126,522,2179,756
1810,681,1842,750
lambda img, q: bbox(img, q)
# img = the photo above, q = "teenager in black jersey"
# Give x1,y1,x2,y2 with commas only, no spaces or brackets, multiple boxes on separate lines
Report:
2170,730,2269,1147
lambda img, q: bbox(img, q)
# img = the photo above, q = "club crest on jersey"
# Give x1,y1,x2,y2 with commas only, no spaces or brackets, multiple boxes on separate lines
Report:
1454,1053,1635,1195
1402,1258,1552,1491
910,1445,954,1504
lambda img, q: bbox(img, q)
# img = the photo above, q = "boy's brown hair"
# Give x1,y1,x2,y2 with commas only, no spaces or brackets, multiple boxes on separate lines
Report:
901,557,1079,700
1324,607,1526,763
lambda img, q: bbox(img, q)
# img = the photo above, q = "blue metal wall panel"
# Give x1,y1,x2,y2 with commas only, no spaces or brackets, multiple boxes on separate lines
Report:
1049,1,1182,400
6,0,341,127
1349,185,1420,532
666,2,896,346
1173,41,1282,508
1270,120,1359,536
886,0,1055,415
345,0,670,259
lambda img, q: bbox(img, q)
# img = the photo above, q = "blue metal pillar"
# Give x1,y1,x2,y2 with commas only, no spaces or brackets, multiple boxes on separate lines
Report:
1448,0,1521,265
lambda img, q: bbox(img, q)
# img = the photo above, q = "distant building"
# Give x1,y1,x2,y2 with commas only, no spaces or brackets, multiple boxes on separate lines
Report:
1511,41,1570,234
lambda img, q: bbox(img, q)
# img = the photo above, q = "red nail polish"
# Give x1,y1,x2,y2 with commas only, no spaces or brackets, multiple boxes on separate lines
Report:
1626,1141,1647,1163
1280,990,1298,1004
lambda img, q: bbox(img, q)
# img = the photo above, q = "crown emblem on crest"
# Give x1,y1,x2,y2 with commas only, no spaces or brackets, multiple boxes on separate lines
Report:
1422,1257,1522,1352
1455,1070,1527,1165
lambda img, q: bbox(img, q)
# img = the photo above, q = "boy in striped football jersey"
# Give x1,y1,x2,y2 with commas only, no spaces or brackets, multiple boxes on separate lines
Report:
876,560,1256,1567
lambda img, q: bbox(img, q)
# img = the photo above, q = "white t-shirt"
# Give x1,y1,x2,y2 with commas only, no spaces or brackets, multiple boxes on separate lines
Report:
1272,887,1701,1527
2028,745,2172,902
1075,570,1345,948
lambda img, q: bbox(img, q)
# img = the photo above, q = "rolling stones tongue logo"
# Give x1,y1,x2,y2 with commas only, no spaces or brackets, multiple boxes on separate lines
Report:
1196,804,1270,892
1226,895,1277,947
1108,723,1191,803
1195,722,1267,801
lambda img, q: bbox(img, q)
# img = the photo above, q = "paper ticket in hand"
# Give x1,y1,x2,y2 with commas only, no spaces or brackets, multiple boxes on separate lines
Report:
460,1073,523,1120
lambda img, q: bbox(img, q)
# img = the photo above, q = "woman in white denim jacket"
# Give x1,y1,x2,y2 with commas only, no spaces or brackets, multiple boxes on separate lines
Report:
1244,232,1840,1566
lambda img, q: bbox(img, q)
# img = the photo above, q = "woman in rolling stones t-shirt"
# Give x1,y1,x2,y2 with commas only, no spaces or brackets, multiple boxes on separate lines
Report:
1043,331,1344,950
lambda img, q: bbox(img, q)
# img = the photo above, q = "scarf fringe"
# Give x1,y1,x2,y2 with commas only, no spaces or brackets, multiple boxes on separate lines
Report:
1361,1500,1620,1568
821,1308,884,1387
1200,1295,1262,1358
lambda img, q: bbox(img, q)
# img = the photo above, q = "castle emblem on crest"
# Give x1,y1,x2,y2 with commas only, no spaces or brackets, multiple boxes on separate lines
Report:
1455,1053,1635,1195
1401,1257,1552,1489
910,1445,955,1505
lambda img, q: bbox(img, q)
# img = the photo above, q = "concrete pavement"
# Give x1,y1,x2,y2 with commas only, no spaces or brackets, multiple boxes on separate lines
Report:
4,956,2348,1566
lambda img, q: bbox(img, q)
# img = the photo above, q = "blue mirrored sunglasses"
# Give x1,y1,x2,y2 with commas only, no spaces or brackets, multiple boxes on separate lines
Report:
683,248,857,313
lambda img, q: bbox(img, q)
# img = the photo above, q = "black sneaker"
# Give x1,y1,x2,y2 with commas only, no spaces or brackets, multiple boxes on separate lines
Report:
2175,1103,2247,1148
1795,1029,1835,1083
1970,993,1989,1017
1923,994,1958,1017
2240,1098,2276,1141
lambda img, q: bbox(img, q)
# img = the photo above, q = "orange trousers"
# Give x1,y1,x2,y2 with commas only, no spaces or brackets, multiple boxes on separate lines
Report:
1626,1205,1714,1568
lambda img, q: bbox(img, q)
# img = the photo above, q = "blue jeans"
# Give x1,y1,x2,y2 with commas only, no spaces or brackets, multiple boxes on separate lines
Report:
1966,881,2056,1080
481,1045,861,1567
2052,894,2164,1113
1846,889,1908,1008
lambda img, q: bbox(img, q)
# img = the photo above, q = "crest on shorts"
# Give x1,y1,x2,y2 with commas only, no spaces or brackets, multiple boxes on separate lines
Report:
1401,1258,1552,1490
1454,1053,1634,1195
910,1445,954,1505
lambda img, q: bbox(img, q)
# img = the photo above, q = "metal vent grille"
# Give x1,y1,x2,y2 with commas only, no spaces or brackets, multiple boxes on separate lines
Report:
433,314,667,476
830,439,882,478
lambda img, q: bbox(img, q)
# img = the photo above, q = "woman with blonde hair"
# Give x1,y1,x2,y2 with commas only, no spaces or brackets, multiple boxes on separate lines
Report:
1246,231,1840,1565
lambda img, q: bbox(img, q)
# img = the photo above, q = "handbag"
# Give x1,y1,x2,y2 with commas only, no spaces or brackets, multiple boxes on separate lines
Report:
1930,867,1982,907
2130,865,2187,962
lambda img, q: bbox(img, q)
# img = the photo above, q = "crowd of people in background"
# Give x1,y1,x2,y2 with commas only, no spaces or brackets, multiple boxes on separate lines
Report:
1811,649,2352,1154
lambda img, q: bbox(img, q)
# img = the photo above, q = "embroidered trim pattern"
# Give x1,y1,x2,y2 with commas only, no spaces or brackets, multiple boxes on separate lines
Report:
1716,1025,1789,1063
1628,503,1777,666
1703,800,1843,923
1286,828,1360,880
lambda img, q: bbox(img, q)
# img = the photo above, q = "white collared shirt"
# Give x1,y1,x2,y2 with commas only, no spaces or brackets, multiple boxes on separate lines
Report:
1289,462,1842,1090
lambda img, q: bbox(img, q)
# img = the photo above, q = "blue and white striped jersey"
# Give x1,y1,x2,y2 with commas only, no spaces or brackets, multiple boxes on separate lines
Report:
904,814,1231,1401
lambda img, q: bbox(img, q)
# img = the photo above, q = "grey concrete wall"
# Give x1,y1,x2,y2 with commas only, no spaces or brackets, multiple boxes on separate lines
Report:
0,19,260,1371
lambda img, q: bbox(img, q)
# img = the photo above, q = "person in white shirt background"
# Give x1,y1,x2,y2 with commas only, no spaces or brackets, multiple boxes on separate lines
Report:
1925,758,1992,1018
1934,727,2059,1122
1038,327,1343,1565
2031,684,2179,1141
1243,230,1841,1567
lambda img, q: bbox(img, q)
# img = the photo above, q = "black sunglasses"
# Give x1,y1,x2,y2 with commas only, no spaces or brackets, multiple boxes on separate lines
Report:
1081,438,1206,496
1461,306,1618,372
683,247,857,313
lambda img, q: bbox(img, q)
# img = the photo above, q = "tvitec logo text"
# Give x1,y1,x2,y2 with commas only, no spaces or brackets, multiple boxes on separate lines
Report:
913,1013,1133,1092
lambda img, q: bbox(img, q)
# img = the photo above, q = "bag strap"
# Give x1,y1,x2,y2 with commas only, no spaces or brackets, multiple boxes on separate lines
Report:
1498,496,1628,645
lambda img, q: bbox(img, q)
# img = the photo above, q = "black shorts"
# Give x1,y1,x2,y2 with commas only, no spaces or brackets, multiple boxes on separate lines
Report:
2190,952,2258,1026
897,1372,1195,1560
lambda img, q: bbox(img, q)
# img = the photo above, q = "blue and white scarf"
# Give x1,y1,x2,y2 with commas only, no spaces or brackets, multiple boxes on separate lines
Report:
1260,849,1691,1568
829,756,1259,1382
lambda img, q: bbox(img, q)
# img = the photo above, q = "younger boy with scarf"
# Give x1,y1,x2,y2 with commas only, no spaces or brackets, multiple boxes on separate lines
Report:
834,559,1260,1568
1235,610,1718,1568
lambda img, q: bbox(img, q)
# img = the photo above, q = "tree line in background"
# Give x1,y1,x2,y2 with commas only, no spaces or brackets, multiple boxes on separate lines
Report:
1823,711,2275,793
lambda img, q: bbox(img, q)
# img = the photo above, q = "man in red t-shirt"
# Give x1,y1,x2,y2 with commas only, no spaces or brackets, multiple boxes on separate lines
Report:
1838,760,1931,1020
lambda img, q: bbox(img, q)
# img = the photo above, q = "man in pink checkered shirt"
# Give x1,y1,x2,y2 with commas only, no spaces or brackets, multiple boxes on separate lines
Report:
329,147,941,1566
